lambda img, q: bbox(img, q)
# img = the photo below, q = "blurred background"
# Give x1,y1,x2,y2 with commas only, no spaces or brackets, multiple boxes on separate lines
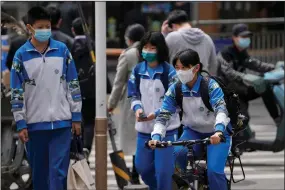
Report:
1,1,284,190
2,1,284,61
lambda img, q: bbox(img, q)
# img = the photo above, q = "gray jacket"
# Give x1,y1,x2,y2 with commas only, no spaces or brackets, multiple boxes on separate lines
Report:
108,41,140,155
165,28,217,75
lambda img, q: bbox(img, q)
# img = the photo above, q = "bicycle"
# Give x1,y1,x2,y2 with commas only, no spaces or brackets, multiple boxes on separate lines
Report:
145,135,245,190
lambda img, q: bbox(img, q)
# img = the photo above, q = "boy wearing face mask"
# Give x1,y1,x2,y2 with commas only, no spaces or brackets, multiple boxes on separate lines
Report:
217,24,280,139
10,7,82,190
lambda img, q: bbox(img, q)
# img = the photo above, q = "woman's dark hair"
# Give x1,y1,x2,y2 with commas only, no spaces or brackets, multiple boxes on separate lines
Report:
167,10,189,29
172,49,204,71
27,6,51,25
138,31,169,63
125,23,145,42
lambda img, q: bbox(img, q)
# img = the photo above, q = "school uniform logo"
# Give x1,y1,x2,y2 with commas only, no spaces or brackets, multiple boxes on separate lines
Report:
54,69,59,74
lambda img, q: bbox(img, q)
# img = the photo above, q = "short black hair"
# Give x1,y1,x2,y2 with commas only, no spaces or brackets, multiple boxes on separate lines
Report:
167,10,189,28
125,24,145,42
27,6,51,25
173,49,204,71
22,15,28,26
72,17,84,35
138,31,169,63
47,6,61,27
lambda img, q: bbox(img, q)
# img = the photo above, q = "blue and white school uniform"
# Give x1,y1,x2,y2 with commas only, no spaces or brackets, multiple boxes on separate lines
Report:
10,38,82,190
154,74,232,190
128,61,180,190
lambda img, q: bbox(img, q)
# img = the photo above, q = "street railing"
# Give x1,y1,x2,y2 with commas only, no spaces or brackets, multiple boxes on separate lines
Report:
210,31,284,63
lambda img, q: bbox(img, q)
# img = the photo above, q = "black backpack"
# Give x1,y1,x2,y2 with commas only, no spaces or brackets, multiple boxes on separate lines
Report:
175,71,247,136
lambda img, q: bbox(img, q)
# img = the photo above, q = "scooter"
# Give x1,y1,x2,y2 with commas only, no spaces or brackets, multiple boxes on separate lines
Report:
1,85,33,190
232,63,284,153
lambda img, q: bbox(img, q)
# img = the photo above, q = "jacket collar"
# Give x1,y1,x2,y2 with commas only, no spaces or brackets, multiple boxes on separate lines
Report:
131,41,140,48
74,35,86,40
182,74,202,93
25,38,59,52
138,61,164,76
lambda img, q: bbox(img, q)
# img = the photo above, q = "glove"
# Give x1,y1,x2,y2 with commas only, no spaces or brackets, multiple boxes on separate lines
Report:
243,73,266,94
275,61,284,70
264,68,284,82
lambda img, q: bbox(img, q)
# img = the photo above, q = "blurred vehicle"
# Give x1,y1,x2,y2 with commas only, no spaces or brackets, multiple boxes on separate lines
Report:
1,86,33,190
233,62,284,154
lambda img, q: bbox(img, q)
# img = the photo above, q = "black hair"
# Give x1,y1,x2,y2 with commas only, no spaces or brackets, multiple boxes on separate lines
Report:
138,31,169,63
46,6,61,27
22,15,28,26
27,6,51,25
1,27,7,35
72,17,84,35
172,49,204,71
167,10,189,28
125,23,145,42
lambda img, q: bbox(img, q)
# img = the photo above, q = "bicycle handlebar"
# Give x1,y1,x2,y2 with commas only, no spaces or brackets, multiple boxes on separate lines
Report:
145,134,226,149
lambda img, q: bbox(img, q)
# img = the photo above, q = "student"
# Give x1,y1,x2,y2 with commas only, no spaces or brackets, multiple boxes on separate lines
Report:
161,10,217,75
127,31,180,190
150,49,232,190
10,6,82,190
47,5,74,50
1,27,10,89
70,17,112,156
108,23,145,184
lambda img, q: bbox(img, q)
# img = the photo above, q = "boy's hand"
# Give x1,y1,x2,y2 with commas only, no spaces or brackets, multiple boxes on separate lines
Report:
18,128,29,143
72,122,81,135
161,20,172,36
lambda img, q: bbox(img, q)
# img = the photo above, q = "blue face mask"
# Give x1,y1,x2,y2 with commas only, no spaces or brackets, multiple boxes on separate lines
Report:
237,38,251,49
141,50,157,63
34,29,52,42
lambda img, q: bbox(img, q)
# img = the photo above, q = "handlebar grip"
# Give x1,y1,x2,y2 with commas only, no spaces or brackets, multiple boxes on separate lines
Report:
145,140,169,148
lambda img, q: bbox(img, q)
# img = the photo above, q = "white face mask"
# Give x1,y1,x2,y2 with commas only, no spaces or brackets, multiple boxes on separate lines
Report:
177,67,195,84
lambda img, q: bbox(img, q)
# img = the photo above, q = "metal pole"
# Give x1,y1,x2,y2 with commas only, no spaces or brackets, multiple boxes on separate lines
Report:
95,2,107,190
191,17,284,26
191,2,199,27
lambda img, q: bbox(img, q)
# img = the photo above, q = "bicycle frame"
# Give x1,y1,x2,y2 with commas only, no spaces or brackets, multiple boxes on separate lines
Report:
146,135,245,190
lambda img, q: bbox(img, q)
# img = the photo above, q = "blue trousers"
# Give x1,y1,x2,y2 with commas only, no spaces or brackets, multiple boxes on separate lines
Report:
26,127,72,190
135,130,178,190
174,127,232,190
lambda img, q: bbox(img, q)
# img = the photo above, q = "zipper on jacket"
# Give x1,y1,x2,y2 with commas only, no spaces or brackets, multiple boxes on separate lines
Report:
51,121,54,130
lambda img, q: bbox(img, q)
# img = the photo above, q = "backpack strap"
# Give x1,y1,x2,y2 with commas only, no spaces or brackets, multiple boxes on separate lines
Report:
161,62,170,91
200,76,213,112
175,81,184,115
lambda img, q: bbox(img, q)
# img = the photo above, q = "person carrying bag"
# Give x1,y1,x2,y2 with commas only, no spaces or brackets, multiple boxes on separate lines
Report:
67,135,95,190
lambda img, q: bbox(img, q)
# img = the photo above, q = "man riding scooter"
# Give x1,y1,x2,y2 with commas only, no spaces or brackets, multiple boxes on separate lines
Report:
217,23,281,141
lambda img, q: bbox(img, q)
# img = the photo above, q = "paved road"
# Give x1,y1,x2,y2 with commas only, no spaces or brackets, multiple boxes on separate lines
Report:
89,95,284,190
